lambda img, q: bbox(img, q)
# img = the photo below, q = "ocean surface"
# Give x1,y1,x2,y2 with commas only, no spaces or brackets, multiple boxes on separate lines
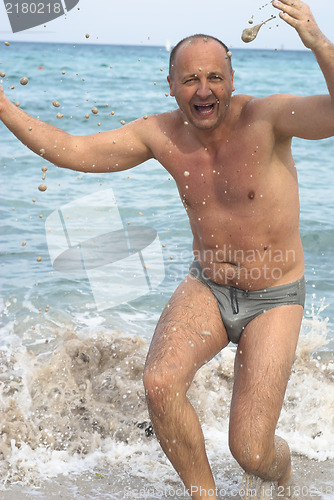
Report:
0,41,333,497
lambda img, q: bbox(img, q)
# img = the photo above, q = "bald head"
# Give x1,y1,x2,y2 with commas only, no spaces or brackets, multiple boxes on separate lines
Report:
169,34,233,80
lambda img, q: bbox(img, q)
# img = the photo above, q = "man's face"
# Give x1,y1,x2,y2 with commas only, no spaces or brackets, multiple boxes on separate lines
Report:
167,39,235,131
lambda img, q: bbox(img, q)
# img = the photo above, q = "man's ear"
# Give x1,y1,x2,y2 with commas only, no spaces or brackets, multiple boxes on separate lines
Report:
231,69,236,93
167,75,175,97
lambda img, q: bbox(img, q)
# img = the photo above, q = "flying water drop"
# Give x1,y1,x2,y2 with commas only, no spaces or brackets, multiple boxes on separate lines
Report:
241,16,276,43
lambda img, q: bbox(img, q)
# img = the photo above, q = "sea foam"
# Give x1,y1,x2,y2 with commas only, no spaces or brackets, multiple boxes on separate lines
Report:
0,312,332,490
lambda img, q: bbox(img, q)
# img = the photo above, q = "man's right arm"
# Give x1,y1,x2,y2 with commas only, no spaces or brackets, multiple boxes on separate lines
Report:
270,0,334,141
0,84,154,173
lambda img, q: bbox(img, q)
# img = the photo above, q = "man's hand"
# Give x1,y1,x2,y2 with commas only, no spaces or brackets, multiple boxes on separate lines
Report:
267,0,334,141
272,0,329,51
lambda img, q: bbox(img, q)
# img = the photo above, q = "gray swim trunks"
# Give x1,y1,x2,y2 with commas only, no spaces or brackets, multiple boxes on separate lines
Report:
189,259,306,344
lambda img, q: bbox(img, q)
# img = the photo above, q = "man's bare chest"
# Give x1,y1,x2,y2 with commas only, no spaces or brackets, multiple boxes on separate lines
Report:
155,128,274,210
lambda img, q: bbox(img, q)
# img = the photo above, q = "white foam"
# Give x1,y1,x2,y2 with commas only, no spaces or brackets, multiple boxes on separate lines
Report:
0,311,332,492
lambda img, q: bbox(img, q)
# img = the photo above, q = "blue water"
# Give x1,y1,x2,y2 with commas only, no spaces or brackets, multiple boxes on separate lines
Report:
1,42,333,342
0,42,333,493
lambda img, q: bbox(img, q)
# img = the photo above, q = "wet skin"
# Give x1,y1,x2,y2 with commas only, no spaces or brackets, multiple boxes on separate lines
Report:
143,39,305,499
151,39,305,290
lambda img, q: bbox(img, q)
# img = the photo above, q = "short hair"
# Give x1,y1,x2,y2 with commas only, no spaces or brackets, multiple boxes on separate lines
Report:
169,34,233,79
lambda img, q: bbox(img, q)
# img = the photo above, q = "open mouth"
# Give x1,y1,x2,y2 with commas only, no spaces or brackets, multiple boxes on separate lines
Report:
194,103,216,116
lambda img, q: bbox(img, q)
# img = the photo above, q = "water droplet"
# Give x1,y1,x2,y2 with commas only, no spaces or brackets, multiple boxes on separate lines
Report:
241,16,276,43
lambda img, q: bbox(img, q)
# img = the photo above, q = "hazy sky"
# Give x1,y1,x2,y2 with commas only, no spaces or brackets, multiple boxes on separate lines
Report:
0,0,333,50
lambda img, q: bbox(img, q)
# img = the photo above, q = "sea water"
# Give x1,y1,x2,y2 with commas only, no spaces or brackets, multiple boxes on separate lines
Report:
0,42,333,496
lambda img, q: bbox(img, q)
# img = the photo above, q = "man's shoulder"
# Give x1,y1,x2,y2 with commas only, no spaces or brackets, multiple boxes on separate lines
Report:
151,109,181,127
232,93,268,112
230,94,256,120
232,93,293,121
233,93,294,110
124,110,181,154
132,110,180,133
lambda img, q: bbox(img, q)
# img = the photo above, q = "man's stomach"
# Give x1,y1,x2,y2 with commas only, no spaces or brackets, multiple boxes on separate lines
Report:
192,241,305,291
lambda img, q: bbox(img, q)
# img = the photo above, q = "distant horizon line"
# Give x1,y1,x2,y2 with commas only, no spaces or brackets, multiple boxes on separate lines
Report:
0,37,309,52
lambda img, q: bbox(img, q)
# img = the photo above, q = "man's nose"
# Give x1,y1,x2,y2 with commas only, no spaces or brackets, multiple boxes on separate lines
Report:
196,81,212,99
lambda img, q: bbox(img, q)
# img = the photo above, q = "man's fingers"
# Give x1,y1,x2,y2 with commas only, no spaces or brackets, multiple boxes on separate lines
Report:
273,0,302,6
272,0,305,25
272,0,320,49
272,0,299,16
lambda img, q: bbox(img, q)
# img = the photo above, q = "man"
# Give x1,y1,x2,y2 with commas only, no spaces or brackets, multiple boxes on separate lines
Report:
0,1,333,498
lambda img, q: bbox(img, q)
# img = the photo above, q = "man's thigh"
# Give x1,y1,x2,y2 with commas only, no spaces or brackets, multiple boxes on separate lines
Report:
229,304,304,441
145,274,229,386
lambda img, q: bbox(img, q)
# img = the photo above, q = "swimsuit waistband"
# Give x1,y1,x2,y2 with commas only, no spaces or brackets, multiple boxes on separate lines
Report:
189,258,305,297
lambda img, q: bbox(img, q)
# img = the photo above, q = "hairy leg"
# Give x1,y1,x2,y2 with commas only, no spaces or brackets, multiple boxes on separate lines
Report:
143,275,229,500
229,305,304,485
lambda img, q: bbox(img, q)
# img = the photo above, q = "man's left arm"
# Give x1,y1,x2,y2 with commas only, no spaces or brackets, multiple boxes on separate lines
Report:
270,0,334,140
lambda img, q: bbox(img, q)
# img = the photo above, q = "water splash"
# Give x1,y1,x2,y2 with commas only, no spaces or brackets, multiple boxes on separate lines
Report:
240,473,275,499
242,16,276,43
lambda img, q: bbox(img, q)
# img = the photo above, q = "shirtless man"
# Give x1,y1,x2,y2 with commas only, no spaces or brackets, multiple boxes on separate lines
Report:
1,1,333,498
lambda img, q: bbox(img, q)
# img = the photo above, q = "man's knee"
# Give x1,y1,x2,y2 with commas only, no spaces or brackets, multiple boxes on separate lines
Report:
143,362,188,416
229,431,273,476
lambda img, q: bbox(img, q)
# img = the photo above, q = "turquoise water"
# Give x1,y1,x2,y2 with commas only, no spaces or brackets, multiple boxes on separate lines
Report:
1,42,333,341
0,42,333,493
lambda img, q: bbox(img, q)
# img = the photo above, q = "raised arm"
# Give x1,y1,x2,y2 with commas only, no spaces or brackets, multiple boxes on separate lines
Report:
268,0,334,140
0,84,153,173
